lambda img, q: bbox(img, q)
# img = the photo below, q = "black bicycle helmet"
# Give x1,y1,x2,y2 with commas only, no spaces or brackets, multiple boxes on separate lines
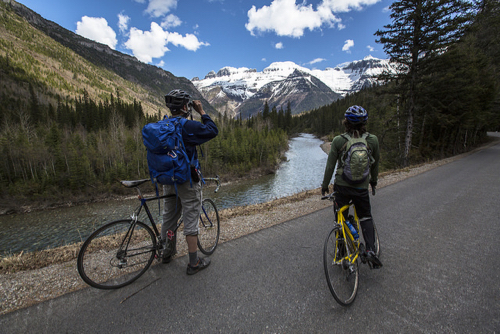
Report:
344,105,368,125
165,89,191,111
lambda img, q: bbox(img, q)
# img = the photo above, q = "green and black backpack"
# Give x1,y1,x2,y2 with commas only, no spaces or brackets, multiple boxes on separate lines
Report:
339,132,374,185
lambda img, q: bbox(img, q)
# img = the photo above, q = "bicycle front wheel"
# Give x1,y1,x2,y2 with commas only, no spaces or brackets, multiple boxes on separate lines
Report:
77,219,156,289
323,226,359,306
197,198,220,255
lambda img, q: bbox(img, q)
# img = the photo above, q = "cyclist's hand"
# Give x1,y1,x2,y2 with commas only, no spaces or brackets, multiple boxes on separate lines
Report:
321,187,329,196
370,181,377,195
191,100,206,116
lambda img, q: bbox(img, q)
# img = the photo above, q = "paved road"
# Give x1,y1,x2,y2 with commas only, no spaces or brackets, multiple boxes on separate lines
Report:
2,137,500,333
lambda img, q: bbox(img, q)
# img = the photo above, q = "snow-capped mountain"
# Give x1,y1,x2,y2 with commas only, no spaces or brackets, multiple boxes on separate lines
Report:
192,56,394,118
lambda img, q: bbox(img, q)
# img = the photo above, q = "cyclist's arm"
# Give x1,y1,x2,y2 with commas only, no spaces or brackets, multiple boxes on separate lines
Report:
368,134,380,185
182,115,218,145
322,137,342,190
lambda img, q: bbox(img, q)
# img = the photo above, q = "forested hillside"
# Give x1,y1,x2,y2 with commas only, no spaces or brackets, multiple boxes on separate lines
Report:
0,89,288,207
291,0,500,169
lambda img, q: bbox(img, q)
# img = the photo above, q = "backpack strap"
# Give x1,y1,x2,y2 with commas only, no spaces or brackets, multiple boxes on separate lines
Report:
177,117,205,185
339,133,351,153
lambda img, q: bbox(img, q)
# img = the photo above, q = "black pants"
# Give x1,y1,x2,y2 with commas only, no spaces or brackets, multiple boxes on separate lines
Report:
334,184,376,252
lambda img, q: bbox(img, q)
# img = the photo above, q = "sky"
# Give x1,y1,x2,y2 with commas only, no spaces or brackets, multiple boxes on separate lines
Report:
16,0,394,80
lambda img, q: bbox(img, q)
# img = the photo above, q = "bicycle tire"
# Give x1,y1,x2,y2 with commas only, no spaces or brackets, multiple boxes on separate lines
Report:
77,219,156,289
323,226,359,306
373,221,381,257
197,198,220,255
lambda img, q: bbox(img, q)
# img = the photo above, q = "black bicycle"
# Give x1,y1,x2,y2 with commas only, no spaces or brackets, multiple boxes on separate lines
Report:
77,176,221,289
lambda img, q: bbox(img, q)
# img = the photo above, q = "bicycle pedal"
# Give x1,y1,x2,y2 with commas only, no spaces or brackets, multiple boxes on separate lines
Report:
360,253,367,264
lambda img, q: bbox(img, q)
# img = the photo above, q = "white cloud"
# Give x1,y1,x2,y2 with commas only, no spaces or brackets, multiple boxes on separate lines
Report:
308,58,326,65
275,42,284,49
262,58,267,61
342,39,354,53
319,0,381,13
118,13,130,34
76,16,117,49
367,45,374,52
161,14,182,29
124,23,169,63
145,0,178,18
124,22,209,63
246,0,380,37
168,31,210,51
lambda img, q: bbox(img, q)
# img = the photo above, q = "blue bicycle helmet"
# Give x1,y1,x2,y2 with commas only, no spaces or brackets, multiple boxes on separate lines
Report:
165,89,191,111
344,105,368,125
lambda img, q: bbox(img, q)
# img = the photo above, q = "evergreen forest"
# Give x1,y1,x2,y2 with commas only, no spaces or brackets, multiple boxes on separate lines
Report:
0,90,288,205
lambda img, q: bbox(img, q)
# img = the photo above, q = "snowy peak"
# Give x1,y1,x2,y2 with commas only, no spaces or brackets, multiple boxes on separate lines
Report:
193,57,394,118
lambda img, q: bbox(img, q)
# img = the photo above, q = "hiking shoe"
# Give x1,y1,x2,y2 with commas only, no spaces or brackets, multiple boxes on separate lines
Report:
186,257,211,275
161,239,176,264
365,250,383,269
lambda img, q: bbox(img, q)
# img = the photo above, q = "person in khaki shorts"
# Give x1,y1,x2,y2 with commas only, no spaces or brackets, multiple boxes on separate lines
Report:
161,89,218,275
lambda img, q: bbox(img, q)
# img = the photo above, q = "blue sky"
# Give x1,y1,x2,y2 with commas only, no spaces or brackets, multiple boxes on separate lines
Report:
17,0,393,80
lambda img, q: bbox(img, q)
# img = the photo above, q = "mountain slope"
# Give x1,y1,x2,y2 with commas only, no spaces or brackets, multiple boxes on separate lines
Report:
238,69,342,119
0,0,216,116
193,57,394,118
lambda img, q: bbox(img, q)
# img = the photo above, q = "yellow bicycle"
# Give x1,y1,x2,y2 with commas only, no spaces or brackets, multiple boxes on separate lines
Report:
322,192,380,306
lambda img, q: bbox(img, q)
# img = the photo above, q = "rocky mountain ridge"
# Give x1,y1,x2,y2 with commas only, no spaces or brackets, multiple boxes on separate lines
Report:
193,56,395,118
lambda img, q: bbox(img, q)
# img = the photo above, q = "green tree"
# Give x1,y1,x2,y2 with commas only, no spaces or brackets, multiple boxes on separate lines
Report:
262,100,270,120
375,0,473,166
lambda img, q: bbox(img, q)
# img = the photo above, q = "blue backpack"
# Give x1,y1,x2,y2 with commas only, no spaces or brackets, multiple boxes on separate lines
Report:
142,116,198,187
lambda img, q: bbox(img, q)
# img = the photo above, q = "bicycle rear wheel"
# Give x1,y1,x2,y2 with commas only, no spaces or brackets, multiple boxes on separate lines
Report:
373,221,381,257
77,219,156,289
323,226,359,306
197,198,220,255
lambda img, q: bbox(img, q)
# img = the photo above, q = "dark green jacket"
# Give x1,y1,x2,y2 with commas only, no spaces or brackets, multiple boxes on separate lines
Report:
321,132,380,190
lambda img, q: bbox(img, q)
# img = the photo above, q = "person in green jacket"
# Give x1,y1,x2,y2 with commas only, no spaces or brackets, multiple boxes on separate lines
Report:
321,105,382,268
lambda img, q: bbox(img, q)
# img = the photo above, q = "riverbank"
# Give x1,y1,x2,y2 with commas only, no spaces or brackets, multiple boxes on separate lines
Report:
1,135,498,315
0,165,280,216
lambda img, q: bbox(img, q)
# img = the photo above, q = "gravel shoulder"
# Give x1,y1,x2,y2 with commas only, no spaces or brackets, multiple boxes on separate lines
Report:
1,138,498,315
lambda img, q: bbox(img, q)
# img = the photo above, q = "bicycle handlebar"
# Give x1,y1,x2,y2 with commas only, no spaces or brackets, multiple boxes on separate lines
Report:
321,193,335,201
204,175,221,193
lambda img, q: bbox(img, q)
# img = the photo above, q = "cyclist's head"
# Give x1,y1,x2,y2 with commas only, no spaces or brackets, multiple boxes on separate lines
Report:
344,105,368,125
165,89,191,116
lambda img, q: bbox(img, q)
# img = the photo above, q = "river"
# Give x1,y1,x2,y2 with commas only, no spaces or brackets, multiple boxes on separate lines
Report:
0,133,328,255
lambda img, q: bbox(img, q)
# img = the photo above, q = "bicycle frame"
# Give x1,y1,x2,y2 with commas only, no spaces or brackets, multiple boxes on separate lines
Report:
125,176,221,242
335,203,361,264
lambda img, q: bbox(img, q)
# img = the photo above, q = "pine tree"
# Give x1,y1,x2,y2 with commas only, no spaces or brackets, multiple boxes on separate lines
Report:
375,0,474,166
262,101,270,120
